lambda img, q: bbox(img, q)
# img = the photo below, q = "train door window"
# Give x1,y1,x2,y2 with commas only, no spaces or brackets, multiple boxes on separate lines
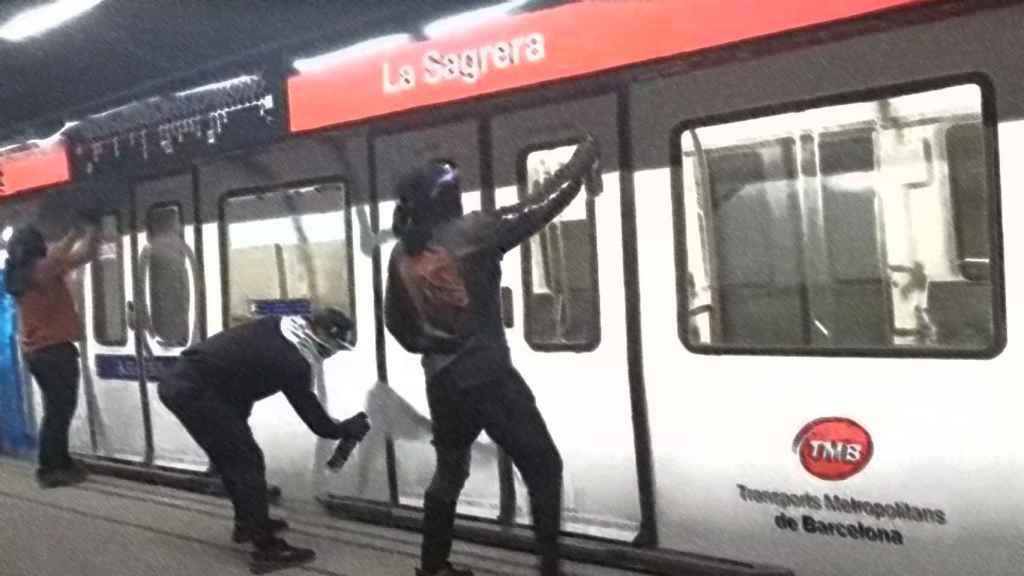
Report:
678,82,1000,355
221,183,354,331
817,130,889,346
92,213,126,345
146,204,189,346
520,144,600,350
946,123,989,279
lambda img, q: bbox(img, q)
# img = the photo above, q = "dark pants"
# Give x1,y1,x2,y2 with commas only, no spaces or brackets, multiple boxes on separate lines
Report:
157,362,274,548
25,342,80,474
422,366,563,576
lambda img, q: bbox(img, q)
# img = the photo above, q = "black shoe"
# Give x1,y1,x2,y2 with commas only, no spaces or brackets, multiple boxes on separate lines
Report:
249,539,315,574
64,463,89,483
233,517,290,543
36,468,88,489
416,562,475,576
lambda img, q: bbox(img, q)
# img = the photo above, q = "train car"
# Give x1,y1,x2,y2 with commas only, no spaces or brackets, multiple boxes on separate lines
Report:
0,1,1020,574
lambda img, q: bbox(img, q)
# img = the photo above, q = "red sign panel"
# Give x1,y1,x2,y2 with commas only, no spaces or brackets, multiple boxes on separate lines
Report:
0,140,71,198
288,0,932,132
793,417,874,481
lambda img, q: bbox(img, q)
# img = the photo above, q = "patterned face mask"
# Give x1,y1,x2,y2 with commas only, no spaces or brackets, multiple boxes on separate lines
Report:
279,315,332,365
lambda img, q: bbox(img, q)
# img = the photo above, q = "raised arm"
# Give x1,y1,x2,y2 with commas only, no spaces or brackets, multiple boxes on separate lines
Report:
488,136,599,254
65,225,102,268
32,225,98,282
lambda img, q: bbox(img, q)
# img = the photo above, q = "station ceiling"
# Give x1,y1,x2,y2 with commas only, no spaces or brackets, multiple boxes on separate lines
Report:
0,0,486,142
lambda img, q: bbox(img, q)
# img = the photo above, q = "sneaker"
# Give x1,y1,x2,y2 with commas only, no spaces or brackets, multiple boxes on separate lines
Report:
233,517,290,543
249,539,315,574
416,562,475,576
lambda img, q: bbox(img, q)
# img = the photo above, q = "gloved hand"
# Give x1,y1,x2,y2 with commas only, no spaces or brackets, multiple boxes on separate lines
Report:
336,411,370,441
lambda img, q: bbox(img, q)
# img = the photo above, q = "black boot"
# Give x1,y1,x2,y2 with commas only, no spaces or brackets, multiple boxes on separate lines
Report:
420,495,460,575
415,562,474,576
249,538,315,574
64,461,89,483
233,517,289,543
36,467,88,489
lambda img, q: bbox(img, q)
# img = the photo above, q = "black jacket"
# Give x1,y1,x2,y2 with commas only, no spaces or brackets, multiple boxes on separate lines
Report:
173,316,344,438
385,138,599,387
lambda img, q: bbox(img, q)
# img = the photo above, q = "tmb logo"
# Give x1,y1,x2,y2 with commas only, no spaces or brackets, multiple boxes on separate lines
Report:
793,417,873,481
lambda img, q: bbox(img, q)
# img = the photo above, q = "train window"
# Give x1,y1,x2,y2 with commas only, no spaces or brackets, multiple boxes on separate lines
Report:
946,123,989,280
91,213,126,346
221,182,354,332
678,83,1000,355
146,203,190,346
520,144,600,351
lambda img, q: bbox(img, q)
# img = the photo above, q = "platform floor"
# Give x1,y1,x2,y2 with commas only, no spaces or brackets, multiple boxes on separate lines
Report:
0,457,645,576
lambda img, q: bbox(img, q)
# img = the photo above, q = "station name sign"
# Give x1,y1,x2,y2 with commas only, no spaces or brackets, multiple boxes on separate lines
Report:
287,0,931,132
383,32,546,94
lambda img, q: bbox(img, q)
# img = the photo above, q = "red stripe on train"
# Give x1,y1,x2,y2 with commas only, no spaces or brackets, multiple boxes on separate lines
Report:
0,139,71,198
287,0,932,133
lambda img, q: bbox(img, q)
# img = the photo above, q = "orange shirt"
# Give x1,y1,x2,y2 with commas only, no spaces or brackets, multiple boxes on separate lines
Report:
17,272,81,353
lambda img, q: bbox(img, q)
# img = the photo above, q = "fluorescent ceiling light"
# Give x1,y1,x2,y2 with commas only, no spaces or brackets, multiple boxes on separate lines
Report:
0,0,106,42
91,100,143,118
26,121,79,147
175,75,260,97
423,0,530,39
294,34,413,73
0,121,78,153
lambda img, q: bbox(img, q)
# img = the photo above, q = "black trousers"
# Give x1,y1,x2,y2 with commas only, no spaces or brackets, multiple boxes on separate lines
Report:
25,342,80,474
422,366,563,576
157,362,274,547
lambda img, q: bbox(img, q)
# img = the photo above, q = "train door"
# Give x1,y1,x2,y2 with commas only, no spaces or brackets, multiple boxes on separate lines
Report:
80,200,143,461
372,121,503,518
489,95,641,540
132,174,206,469
199,135,381,503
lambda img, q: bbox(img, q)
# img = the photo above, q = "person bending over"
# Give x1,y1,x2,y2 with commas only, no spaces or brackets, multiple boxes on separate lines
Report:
158,307,370,574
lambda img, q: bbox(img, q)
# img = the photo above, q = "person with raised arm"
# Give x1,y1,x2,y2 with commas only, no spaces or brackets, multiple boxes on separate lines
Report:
5,220,101,488
385,136,600,576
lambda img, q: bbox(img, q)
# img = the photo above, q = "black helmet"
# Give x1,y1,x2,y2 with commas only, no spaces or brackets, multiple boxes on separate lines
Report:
7,225,46,265
4,225,47,297
393,160,462,254
395,160,462,227
309,306,355,355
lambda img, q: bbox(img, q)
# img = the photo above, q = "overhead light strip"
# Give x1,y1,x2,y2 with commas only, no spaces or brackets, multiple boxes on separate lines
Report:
293,34,413,72
0,0,107,42
422,0,531,39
